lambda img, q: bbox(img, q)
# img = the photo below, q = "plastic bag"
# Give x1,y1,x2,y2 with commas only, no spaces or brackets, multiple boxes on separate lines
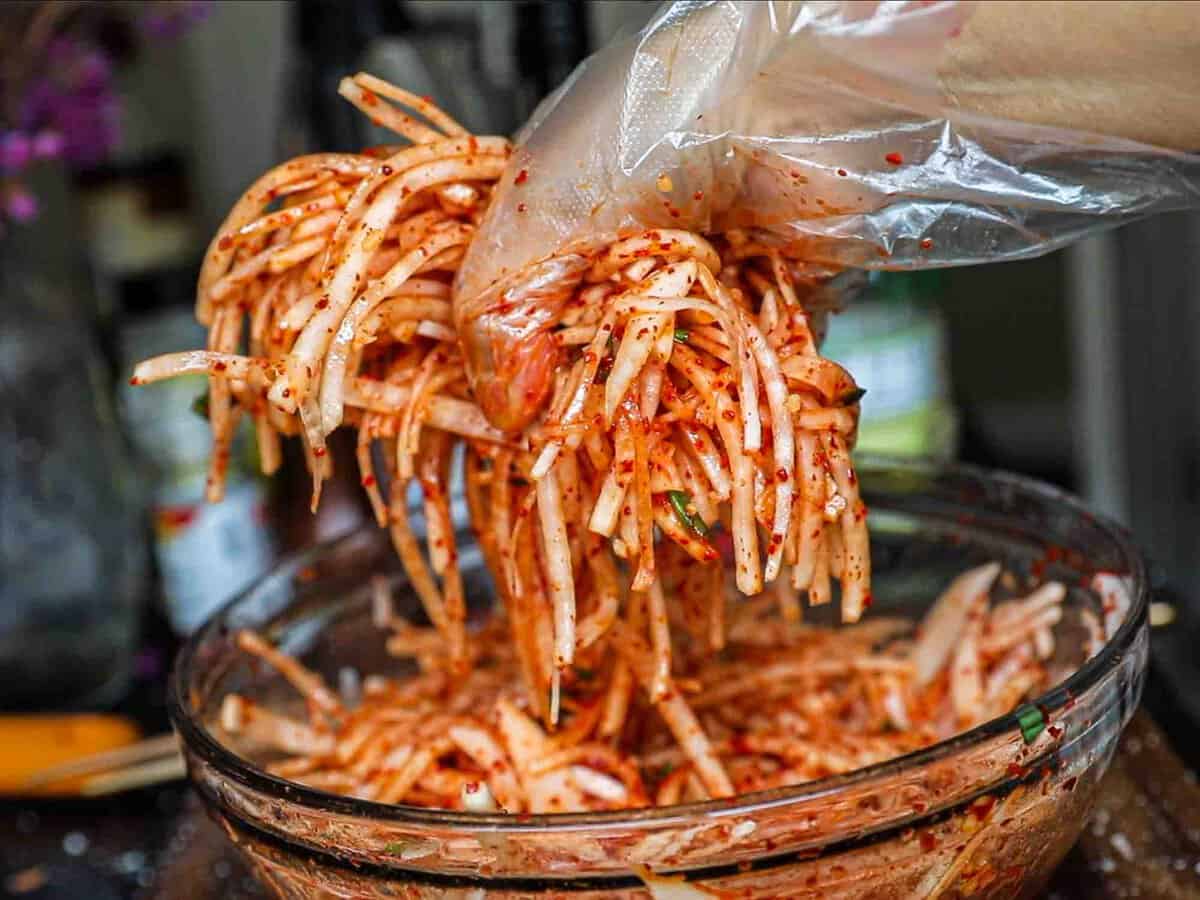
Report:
455,0,1200,429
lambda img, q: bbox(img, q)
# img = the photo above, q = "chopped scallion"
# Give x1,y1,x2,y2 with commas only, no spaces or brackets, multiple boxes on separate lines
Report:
667,490,709,538
673,328,690,344
1015,705,1045,745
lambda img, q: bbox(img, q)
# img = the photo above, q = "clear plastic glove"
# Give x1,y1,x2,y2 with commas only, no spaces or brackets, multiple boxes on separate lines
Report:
455,0,1200,431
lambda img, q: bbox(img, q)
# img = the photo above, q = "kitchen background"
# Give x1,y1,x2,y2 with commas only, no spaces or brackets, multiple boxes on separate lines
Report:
1,0,1197,894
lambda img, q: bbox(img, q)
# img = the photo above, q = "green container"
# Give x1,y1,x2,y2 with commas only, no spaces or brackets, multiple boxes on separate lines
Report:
820,272,957,459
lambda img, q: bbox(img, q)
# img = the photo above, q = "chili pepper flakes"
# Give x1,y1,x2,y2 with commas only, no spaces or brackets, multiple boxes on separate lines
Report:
885,152,904,165
514,169,529,185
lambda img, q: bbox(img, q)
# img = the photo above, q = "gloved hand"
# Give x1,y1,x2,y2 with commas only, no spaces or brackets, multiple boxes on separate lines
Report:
455,0,1200,431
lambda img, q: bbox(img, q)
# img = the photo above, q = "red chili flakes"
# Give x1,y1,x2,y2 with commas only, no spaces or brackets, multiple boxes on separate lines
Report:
693,190,704,201
361,475,376,487
420,95,434,104
315,296,329,310
217,235,233,251
885,152,904,165
837,168,847,177
919,831,938,852
862,593,874,609
380,164,393,176
213,361,228,372
970,795,997,819
313,446,327,457
776,468,789,482
128,376,141,386
514,169,529,185
517,202,527,213
920,238,934,250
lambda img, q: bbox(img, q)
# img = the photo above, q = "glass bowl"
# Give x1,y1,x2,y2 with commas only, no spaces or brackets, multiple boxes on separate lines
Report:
170,458,1148,898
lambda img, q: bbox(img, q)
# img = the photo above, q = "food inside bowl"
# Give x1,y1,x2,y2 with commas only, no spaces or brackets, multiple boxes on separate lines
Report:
213,559,1117,814
174,469,1147,898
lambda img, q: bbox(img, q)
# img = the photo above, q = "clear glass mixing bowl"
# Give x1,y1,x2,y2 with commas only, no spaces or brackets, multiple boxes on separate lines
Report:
171,458,1148,898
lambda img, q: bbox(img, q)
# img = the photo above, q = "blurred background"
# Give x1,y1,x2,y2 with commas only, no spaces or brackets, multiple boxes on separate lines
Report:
0,0,1197,894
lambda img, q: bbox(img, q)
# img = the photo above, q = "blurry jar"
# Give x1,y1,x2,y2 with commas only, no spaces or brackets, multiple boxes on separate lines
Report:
821,271,958,459
0,222,146,709
118,305,274,636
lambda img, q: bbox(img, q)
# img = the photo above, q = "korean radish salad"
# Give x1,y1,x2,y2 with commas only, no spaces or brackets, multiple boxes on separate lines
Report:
135,76,1074,813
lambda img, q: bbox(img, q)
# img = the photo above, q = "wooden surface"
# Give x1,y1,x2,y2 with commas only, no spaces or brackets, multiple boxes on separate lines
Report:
1046,711,1200,898
145,711,1200,899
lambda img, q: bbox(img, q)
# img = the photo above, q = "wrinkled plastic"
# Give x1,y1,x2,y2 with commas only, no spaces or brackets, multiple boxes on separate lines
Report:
455,0,1200,430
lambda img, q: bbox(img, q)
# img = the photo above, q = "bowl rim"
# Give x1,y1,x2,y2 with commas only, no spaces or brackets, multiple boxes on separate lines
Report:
169,455,1149,833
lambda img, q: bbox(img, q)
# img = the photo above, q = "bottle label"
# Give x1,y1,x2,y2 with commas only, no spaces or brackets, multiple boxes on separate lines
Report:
152,480,272,634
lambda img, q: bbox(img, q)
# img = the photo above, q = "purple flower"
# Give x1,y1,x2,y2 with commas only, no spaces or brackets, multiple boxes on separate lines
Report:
20,39,121,167
5,186,39,223
0,1,209,241
31,131,64,161
0,133,32,175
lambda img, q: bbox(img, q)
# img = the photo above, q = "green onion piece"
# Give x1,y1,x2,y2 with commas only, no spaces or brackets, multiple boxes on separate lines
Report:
673,328,690,344
839,387,867,406
191,391,210,420
1015,705,1045,745
385,842,406,855
667,490,710,538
